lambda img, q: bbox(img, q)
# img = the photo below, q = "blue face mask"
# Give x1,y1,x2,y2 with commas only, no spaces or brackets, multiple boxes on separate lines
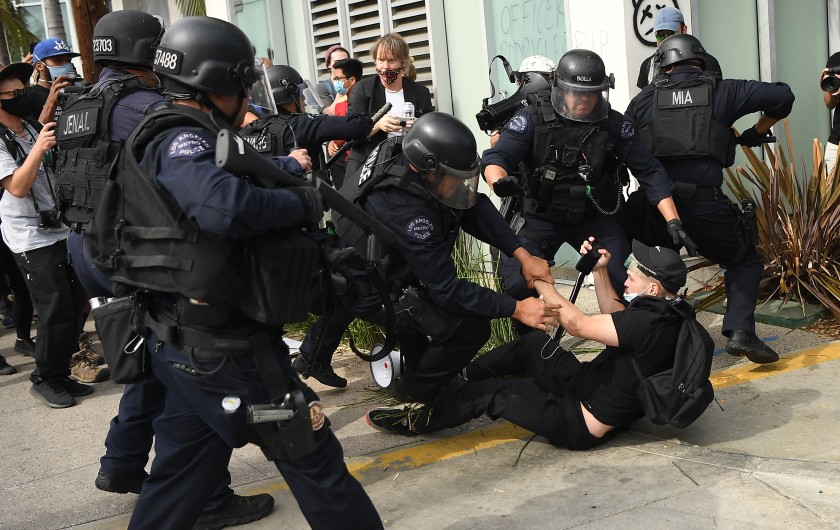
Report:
332,78,348,96
622,283,652,303
46,62,76,81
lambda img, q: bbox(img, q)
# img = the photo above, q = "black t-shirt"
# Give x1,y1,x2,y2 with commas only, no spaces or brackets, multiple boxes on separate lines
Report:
636,52,723,89
26,84,51,122
573,297,683,426
826,52,840,144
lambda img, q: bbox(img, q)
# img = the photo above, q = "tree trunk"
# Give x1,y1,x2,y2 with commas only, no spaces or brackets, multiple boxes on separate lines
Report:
43,0,66,41
69,0,110,83
0,24,10,65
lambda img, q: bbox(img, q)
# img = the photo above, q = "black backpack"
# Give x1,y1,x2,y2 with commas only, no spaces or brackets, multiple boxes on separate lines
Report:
631,298,715,428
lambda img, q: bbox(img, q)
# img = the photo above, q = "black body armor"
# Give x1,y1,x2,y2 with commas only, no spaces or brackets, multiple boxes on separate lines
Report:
238,113,293,156
85,105,324,325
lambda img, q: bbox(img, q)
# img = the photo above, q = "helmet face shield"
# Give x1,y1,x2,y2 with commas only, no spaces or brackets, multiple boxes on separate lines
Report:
249,61,277,116
423,159,481,210
551,83,610,123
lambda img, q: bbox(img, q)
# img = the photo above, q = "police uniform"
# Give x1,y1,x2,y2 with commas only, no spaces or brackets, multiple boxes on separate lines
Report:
239,108,372,165
483,101,675,302
303,143,527,403
86,104,381,529
624,64,794,337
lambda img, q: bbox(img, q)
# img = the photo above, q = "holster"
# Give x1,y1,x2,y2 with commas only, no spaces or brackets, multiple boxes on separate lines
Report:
250,385,319,461
395,286,461,341
731,198,758,265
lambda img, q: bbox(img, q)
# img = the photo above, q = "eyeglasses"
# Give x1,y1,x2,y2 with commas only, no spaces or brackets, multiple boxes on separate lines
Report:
331,76,347,82
624,255,657,278
0,88,26,98
655,30,676,42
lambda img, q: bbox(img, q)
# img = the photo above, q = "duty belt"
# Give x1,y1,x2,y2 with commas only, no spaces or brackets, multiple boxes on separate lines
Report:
674,181,724,202
144,313,253,361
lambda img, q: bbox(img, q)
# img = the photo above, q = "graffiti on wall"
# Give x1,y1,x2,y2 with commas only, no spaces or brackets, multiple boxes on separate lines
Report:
632,0,682,47
491,0,566,65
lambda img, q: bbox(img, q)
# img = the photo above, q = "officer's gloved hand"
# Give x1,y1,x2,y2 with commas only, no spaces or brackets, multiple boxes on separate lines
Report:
290,186,325,226
666,219,699,257
736,126,774,147
493,176,522,197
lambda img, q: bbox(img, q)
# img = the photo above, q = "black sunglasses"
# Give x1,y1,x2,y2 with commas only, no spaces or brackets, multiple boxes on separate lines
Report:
0,88,26,98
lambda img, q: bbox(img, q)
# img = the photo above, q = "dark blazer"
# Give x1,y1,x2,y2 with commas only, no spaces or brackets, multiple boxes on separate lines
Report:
345,76,434,179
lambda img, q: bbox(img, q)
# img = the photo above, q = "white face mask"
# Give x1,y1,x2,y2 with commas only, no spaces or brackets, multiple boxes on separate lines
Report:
623,283,653,303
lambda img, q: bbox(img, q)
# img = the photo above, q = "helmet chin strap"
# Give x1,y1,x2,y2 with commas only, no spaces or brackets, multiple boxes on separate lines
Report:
196,91,239,127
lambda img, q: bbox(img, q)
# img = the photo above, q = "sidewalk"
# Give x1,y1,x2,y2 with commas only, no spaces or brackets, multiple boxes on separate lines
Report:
1,282,839,529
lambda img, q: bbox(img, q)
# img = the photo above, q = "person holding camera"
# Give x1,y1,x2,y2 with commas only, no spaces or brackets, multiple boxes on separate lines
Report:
624,34,794,364
483,49,691,336
0,61,89,408
28,38,83,122
821,52,840,179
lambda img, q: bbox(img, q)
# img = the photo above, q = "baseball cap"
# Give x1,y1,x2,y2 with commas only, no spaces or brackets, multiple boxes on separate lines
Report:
519,55,555,74
31,38,80,64
653,6,684,33
628,240,687,294
324,45,350,67
0,62,34,84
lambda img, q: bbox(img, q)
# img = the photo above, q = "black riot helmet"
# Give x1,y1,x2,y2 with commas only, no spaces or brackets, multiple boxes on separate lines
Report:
152,16,259,96
93,10,165,67
656,34,707,69
403,112,481,210
266,65,307,107
551,49,614,123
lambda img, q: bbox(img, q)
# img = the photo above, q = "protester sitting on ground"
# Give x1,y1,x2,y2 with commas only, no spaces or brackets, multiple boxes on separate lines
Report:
367,239,701,447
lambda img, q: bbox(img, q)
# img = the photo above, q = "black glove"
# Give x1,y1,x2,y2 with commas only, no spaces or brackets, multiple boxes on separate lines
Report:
736,126,774,147
666,219,699,257
289,186,325,226
492,176,522,197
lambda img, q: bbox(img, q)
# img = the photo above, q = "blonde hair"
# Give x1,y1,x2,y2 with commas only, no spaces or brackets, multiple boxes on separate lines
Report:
371,32,411,67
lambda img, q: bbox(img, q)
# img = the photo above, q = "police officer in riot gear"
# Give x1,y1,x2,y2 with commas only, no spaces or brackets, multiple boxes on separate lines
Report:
625,34,794,364
61,12,264,526
239,64,372,182
84,16,380,529
483,49,693,334
298,111,558,405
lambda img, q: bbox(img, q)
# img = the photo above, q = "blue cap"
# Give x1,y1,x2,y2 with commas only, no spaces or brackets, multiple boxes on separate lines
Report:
31,38,80,64
654,7,684,33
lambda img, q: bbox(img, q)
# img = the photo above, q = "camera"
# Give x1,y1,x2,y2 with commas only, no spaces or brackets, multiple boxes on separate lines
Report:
36,210,63,230
64,72,86,87
821,66,840,93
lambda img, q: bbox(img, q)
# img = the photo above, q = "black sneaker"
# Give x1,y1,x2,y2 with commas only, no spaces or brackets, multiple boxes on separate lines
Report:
292,355,347,388
14,338,35,357
30,380,75,408
365,407,421,436
726,330,780,364
193,493,275,530
58,378,93,397
0,356,16,375
95,470,148,495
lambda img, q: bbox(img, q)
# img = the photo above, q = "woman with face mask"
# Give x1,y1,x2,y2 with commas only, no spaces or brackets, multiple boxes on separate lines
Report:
28,38,81,120
345,32,435,179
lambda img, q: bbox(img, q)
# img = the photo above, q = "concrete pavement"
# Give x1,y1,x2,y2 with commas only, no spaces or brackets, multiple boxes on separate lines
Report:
1,279,839,529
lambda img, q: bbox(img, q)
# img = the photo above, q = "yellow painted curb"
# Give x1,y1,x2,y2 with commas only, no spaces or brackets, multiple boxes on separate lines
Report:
711,340,840,390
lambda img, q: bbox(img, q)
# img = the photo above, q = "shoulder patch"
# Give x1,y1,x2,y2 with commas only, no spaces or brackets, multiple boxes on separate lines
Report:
620,120,636,140
404,215,436,241
506,114,528,133
168,131,212,159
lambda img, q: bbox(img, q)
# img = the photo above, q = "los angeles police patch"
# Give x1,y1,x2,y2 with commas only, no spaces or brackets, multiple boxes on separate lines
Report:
620,120,636,140
405,216,435,240
507,114,527,133
168,132,211,159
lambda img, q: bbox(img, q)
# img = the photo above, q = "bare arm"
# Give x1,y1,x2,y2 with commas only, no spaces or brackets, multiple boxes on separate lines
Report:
1,123,56,198
482,163,508,189
534,279,620,347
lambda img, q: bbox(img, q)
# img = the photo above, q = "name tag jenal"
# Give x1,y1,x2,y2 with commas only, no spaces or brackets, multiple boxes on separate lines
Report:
57,107,99,140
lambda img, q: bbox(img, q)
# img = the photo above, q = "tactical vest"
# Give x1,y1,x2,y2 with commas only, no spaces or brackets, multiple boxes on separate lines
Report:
639,76,735,167
335,137,459,285
238,113,293,157
55,76,156,230
85,105,324,325
526,94,621,224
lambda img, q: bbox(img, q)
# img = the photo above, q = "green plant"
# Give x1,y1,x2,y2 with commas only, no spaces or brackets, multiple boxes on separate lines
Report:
719,120,840,322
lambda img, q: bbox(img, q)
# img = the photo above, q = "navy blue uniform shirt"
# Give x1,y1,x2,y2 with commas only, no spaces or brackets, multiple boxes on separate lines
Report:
96,67,166,143
365,169,523,319
482,105,676,206
625,65,795,187
274,109,372,157
140,124,309,239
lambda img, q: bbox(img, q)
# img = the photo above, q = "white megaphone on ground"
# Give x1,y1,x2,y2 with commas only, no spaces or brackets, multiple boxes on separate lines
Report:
369,344,403,388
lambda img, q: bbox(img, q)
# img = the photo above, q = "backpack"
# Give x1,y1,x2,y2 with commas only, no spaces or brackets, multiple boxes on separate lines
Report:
631,298,715,428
